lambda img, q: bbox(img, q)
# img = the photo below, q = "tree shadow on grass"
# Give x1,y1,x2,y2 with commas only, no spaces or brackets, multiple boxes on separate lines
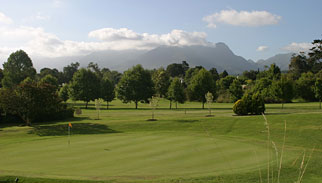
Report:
175,119,199,123
29,123,121,136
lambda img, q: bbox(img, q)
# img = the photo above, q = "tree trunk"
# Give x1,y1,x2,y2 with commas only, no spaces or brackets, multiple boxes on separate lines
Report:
202,101,205,109
282,102,284,109
86,101,89,109
169,100,172,109
176,102,177,109
26,118,31,126
320,99,321,109
135,101,138,109
107,101,109,109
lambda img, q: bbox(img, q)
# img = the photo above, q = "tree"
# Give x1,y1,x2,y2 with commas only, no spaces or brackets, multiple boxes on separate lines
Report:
69,68,100,108
0,69,3,88
219,70,228,78
62,62,80,83
289,53,308,78
229,79,243,102
40,74,59,88
116,65,154,109
59,84,69,102
100,77,115,109
209,68,220,81
218,75,236,90
242,70,258,81
0,82,72,126
296,72,316,101
152,68,170,98
166,61,189,77
205,92,214,116
95,98,104,119
315,78,322,109
271,75,294,109
188,69,216,109
167,77,186,109
2,50,36,88
267,64,281,80
149,96,159,120
184,67,202,87
39,68,63,85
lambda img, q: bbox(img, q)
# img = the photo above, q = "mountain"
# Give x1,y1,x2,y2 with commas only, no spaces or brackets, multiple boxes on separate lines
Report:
31,43,293,74
257,53,293,71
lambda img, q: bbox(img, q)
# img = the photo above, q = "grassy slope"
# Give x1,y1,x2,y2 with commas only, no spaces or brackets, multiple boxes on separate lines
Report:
0,100,322,183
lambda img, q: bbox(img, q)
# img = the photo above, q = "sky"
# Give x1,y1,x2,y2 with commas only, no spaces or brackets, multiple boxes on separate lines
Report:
0,0,321,67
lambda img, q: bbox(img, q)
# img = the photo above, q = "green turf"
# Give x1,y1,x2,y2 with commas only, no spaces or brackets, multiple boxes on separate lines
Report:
0,100,322,183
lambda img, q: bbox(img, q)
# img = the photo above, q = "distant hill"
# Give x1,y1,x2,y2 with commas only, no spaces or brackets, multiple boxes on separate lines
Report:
257,53,293,71
79,42,260,74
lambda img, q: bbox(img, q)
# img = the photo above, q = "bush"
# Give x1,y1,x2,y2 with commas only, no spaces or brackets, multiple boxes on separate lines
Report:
233,100,248,115
233,92,265,115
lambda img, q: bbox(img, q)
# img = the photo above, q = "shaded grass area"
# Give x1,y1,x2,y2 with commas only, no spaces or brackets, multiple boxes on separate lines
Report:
28,123,120,136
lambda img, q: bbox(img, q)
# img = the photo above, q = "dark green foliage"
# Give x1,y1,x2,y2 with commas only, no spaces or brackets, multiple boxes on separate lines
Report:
314,78,322,109
242,70,258,80
2,50,36,88
209,67,220,81
0,82,73,125
152,68,170,98
100,77,115,109
219,70,228,78
228,79,243,102
69,68,101,108
296,72,316,101
62,62,80,83
184,67,202,87
116,65,154,109
167,77,186,109
166,61,189,77
187,69,216,109
218,75,235,90
0,69,3,88
289,53,308,78
233,92,265,115
39,68,64,85
40,74,59,88
271,75,294,108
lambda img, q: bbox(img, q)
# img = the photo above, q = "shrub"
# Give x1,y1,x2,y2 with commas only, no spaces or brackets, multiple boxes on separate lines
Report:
233,92,265,115
233,100,248,115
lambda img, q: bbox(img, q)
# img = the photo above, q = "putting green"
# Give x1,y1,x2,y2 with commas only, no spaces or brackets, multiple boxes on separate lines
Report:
0,132,268,181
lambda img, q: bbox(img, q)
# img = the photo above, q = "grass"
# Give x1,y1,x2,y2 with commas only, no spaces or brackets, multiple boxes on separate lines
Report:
0,99,322,182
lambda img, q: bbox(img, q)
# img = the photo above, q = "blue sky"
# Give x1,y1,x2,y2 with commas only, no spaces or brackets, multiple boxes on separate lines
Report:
0,0,321,65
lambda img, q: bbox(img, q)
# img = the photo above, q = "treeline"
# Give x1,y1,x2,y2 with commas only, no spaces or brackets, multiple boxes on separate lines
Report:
0,39,321,123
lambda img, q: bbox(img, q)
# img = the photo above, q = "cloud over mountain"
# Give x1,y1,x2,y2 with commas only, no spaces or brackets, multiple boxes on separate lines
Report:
203,9,281,28
282,42,313,53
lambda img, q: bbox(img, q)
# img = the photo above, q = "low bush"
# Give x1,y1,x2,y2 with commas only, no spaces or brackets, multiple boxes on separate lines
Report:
233,92,265,115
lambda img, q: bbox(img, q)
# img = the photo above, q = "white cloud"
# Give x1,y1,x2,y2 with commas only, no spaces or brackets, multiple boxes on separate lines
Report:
0,26,209,60
0,12,13,24
256,46,268,52
203,9,281,28
282,42,313,53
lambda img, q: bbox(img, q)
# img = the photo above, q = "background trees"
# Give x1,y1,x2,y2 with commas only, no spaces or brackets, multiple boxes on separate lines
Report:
116,65,154,109
100,77,115,109
187,68,216,109
2,50,36,88
167,77,186,109
152,68,170,98
69,68,100,108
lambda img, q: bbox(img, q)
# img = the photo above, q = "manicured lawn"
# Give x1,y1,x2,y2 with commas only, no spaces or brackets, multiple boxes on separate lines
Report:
0,100,322,183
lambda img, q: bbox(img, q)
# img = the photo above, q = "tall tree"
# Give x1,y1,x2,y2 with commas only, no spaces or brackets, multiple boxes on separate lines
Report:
296,72,316,101
271,75,294,109
40,74,59,88
219,70,228,78
59,84,69,102
229,79,243,102
100,77,115,109
2,50,36,88
188,69,216,109
62,62,80,83
166,61,189,77
152,68,170,98
167,77,186,109
116,65,154,109
289,53,308,78
69,68,100,108
209,67,220,81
